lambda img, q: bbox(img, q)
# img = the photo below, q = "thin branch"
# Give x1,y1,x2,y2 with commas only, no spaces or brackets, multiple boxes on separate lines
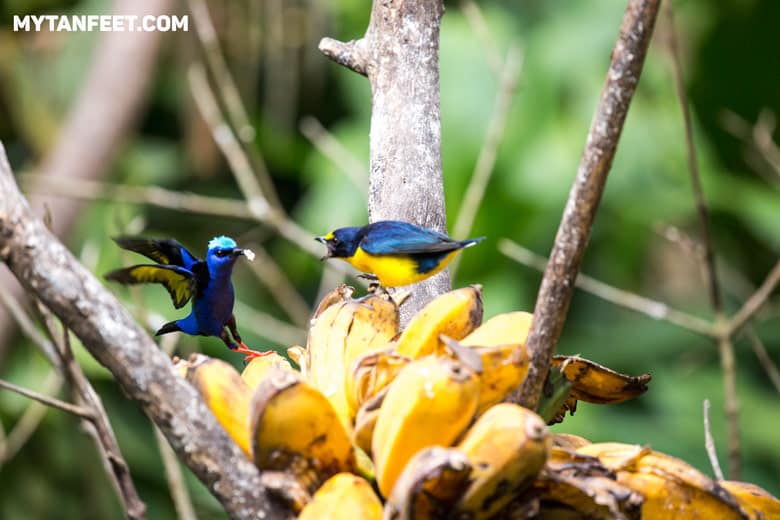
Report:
244,245,311,328
0,371,62,464
666,3,737,477
665,6,722,313
746,328,780,395
0,378,93,420
0,142,291,519
186,0,282,210
155,427,198,520
299,116,368,193
703,399,725,481
508,0,662,409
460,0,503,75
0,283,62,370
499,240,717,338
726,259,780,337
233,300,307,347
451,43,522,278
721,109,780,184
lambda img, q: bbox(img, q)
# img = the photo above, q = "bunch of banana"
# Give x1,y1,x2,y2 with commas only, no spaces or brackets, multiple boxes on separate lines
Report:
173,285,779,519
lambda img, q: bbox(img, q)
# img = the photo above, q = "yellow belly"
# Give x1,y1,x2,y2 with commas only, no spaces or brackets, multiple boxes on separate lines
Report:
343,248,461,287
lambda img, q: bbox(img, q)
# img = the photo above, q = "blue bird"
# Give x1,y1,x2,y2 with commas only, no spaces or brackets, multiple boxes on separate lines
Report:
105,235,267,359
317,220,485,288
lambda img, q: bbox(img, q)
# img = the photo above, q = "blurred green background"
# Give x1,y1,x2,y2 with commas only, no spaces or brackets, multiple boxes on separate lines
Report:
1,0,778,517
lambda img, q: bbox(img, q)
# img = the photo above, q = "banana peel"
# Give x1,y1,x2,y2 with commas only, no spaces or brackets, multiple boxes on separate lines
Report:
250,368,356,490
184,353,252,458
372,356,480,497
553,355,651,405
353,387,387,457
720,480,780,520
384,447,472,520
346,347,409,416
395,286,483,359
241,352,293,391
577,443,749,519
453,403,551,519
297,473,382,520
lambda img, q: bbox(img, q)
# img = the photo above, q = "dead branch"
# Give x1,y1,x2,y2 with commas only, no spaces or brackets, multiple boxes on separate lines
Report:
508,0,662,409
0,142,292,519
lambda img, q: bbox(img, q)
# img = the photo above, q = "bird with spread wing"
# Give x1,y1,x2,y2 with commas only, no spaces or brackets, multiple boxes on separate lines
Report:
105,235,268,360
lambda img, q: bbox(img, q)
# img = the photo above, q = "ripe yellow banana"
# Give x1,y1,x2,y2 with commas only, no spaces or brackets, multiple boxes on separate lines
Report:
577,443,748,518
395,286,483,359
384,447,471,520
250,368,356,489
453,403,551,518
455,311,533,413
306,292,400,429
297,473,382,520
240,352,292,391
373,356,480,498
184,354,252,458
346,348,409,415
720,481,780,520
552,355,651,405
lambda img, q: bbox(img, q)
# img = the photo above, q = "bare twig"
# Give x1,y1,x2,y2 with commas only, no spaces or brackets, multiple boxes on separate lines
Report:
318,38,368,76
155,427,198,520
0,371,62,464
703,399,725,481
726,259,780,337
499,240,716,338
233,300,307,347
460,0,503,75
244,245,311,328
666,4,738,477
0,378,92,420
0,284,62,370
186,0,282,211
721,109,780,183
0,142,292,519
299,116,368,192
509,0,661,409
452,44,522,243
746,328,780,394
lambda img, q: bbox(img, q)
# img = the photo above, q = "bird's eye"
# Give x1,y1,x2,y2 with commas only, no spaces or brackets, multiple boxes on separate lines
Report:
332,238,340,245
215,250,228,257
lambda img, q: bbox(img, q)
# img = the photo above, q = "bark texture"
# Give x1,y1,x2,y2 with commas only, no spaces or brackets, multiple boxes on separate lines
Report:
509,0,662,408
321,0,450,323
0,143,291,520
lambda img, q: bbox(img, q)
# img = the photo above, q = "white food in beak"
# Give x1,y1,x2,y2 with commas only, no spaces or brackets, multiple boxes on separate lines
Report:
242,249,256,262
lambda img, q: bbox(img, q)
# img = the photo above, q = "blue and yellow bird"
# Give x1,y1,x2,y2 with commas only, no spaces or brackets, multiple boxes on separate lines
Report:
105,235,267,359
316,220,485,287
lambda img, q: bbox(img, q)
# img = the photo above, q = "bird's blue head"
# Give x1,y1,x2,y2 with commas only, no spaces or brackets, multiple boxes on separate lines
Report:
315,226,363,259
206,235,246,274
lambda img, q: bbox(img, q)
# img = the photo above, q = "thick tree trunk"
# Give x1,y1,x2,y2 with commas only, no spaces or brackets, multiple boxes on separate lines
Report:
320,0,450,323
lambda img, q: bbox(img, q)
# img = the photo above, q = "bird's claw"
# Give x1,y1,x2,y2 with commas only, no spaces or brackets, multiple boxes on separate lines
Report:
235,342,273,362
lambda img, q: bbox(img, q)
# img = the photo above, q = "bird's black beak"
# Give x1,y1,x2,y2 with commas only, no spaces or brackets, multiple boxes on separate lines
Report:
315,236,326,244
232,248,244,257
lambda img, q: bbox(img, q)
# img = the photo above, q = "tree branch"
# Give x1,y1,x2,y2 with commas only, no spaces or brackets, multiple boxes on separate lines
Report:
0,378,93,420
508,0,661,409
0,142,291,519
321,0,449,324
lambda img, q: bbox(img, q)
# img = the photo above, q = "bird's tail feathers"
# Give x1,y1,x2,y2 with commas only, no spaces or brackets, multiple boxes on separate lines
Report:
461,236,486,248
156,321,181,336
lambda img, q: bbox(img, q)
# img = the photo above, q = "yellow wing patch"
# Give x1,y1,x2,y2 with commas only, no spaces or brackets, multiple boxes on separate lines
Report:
108,265,194,309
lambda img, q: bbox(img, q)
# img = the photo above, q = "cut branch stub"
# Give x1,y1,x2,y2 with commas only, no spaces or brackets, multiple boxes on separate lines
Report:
320,0,450,324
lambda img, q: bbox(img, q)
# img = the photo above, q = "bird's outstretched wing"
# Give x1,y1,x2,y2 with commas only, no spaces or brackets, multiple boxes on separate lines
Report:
113,237,200,269
104,264,195,308
361,221,465,255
